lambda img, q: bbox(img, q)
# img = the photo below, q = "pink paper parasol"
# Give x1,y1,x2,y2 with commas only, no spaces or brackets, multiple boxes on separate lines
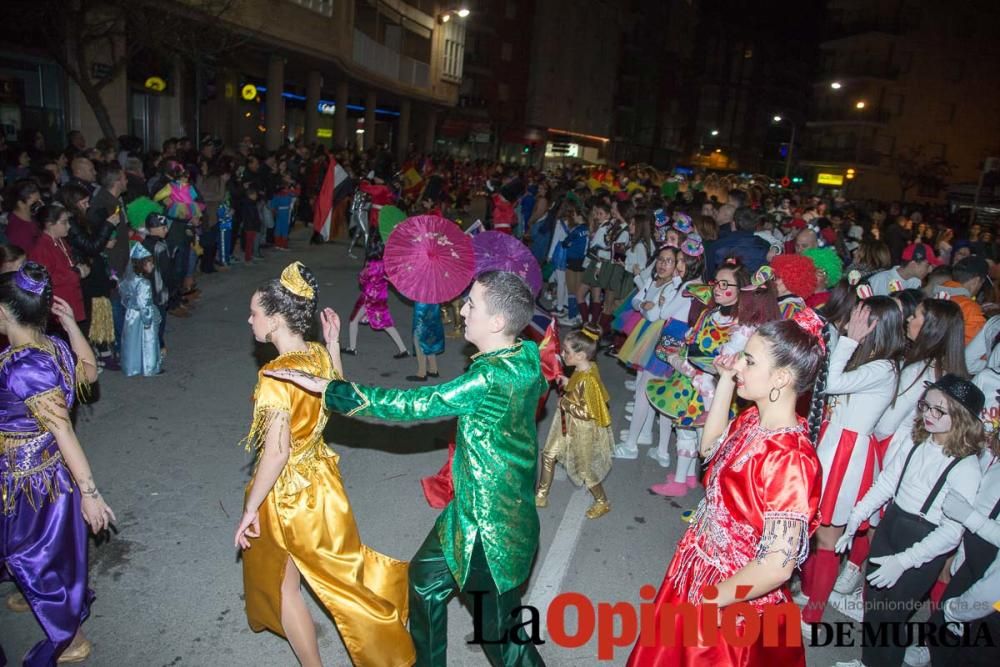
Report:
384,215,475,303
472,231,543,296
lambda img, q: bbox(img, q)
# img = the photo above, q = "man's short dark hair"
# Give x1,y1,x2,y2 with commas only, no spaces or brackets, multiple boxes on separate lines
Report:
734,207,759,232
476,271,534,336
99,163,124,189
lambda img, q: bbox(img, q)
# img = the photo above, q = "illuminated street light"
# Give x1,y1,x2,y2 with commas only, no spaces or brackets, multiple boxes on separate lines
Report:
855,101,866,109
441,13,450,21
773,115,783,122
831,81,842,89
710,129,719,136
714,148,722,153
457,8,470,17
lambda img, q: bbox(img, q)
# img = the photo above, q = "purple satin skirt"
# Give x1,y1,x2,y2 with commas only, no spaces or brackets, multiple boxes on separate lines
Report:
1,462,93,666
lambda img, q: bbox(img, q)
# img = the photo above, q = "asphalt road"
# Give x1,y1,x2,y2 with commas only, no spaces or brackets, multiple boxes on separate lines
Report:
1,228,861,666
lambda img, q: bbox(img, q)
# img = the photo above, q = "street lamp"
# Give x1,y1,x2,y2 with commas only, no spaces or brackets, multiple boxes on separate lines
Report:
831,81,842,89
773,114,797,179
710,129,719,136
439,7,471,22
855,100,866,109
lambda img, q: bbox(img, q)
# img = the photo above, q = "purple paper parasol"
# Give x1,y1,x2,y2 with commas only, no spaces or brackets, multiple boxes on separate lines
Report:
471,231,543,296
384,215,476,303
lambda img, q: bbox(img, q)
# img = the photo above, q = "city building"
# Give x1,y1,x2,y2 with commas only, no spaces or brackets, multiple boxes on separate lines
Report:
800,0,1000,201
0,0,469,156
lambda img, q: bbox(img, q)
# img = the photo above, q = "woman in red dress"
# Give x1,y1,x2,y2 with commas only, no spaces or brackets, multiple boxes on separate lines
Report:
628,312,826,667
27,205,88,333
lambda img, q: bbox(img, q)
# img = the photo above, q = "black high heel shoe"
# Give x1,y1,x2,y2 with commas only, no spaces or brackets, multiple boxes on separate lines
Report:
393,350,410,359
342,348,357,356
427,371,440,378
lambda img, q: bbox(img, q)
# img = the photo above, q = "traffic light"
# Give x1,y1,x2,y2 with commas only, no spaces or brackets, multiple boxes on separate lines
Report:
523,145,531,154
846,168,856,180
791,176,804,184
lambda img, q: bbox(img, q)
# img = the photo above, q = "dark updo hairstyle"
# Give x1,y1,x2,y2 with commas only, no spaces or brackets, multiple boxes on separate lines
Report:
892,288,924,323
255,263,319,336
0,261,53,329
755,318,827,442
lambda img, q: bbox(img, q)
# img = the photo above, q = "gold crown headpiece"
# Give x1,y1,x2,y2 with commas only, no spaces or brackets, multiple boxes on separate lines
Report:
280,262,315,301
580,327,600,341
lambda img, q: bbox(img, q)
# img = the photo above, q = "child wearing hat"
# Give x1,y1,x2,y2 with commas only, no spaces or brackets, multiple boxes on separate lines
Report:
142,214,173,352
120,243,163,377
834,375,984,667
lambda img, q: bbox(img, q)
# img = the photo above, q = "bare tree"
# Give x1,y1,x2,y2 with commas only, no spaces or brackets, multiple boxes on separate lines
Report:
894,145,954,201
9,0,246,140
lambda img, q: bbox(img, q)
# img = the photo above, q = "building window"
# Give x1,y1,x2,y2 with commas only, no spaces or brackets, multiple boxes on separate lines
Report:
506,2,517,19
501,42,513,62
440,20,466,82
291,0,333,17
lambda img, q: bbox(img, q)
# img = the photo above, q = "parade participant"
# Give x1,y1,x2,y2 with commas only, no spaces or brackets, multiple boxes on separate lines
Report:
344,237,409,358
920,425,1000,667
832,299,970,598
626,313,825,667
0,263,112,665
646,258,752,497
834,376,983,667
119,244,163,377
408,300,444,382
614,244,693,462
535,324,614,518
801,246,842,309
800,296,905,625
234,261,414,667
266,270,547,667
579,201,614,328
770,253,818,319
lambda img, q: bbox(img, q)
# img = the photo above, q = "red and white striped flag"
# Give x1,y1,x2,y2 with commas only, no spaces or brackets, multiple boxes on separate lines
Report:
312,158,351,241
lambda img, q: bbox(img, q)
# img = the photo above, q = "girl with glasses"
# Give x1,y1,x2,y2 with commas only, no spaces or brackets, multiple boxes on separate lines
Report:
833,376,984,667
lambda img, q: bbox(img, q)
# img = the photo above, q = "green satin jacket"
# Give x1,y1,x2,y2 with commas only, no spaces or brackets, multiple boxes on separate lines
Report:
324,339,547,593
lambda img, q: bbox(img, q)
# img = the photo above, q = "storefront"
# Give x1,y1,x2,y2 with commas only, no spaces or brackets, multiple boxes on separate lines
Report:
0,51,66,151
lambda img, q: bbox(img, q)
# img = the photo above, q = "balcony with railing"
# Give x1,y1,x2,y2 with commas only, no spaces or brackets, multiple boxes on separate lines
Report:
352,29,430,89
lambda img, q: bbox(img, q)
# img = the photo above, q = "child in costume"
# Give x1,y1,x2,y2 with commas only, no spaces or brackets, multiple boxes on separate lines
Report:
0,263,113,665
141,214,172,355
646,260,750,497
269,177,298,250
535,325,614,519
119,244,162,377
614,244,693,462
834,376,983,667
216,192,234,266
153,163,203,298
345,237,409,358
234,262,414,667
408,301,444,381
771,252,818,319
802,246,843,309
266,271,547,667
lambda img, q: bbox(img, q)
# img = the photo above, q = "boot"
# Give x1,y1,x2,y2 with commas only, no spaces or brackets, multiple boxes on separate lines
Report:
598,313,613,338
535,455,556,507
586,483,611,519
587,301,603,327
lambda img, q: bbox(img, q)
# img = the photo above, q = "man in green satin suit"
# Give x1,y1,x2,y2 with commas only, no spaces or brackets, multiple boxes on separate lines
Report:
267,271,548,666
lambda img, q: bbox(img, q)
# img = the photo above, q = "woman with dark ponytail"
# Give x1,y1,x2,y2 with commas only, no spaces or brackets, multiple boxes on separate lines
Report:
234,261,414,667
627,312,825,667
0,262,112,664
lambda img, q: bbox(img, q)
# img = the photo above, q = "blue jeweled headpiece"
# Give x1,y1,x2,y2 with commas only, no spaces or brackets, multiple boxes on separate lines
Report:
14,266,47,295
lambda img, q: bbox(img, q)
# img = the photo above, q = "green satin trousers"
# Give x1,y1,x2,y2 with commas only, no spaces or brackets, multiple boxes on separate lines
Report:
408,529,546,666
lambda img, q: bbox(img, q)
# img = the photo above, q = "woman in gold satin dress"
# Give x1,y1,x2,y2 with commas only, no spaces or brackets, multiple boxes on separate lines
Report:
233,262,415,667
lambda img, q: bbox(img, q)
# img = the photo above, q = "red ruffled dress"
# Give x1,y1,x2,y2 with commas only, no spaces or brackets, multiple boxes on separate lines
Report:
628,407,821,667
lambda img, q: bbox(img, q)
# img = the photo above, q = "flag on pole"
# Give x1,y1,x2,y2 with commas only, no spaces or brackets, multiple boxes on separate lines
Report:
312,158,350,241
523,307,562,382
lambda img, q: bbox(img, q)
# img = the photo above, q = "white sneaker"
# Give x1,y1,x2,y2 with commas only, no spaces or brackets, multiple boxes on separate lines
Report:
624,380,636,391
832,660,866,667
625,401,635,412
647,447,671,467
619,429,652,445
904,645,930,667
612,442,639,459
830,588,864,623
834,561,864,595
558,314,582,326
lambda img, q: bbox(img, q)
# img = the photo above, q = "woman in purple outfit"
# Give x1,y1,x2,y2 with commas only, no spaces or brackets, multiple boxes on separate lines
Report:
0,262,114,665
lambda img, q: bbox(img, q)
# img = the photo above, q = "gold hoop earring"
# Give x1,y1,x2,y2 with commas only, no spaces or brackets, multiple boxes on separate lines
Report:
265,326,277,343
769,387,781,402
